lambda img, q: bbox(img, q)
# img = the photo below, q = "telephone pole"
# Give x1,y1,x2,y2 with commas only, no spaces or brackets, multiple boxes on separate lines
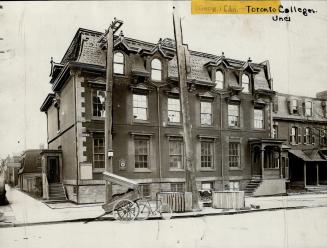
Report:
99,18,123,203
172,8,199,210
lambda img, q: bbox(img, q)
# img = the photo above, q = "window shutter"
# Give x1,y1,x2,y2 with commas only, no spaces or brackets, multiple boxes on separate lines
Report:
289,126,292,144
297,100,303,115
297,127,301,144
287,99,292,114
273,98,278,113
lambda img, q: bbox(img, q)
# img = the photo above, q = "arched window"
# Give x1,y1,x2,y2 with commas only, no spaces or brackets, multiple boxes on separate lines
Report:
151,59,162,81
113,52,124,74
242,74,250,93
215,71,224,89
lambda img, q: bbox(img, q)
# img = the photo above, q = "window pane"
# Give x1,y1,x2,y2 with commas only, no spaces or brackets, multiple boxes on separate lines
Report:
169,140,183,169
242,74,250,93
168,98,181,123
133,94,148,120
151,59,162,81
254,109,264,129
201,102,212,125
215,71,224,89
228,105,239,127
201,141,213,168
93,138,105,169
92,90,105,117
229,143,240,168
135,139,149,169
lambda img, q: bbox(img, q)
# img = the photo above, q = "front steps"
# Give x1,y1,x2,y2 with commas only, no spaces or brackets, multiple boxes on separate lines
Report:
244,176,262,196
48,183,67,202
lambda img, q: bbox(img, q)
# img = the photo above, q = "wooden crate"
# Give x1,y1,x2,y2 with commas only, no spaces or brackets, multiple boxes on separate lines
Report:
157,192,188,212
212,191,245,209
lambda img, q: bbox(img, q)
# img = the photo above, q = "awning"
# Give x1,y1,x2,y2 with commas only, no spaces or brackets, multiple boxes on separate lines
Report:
288,149,326,162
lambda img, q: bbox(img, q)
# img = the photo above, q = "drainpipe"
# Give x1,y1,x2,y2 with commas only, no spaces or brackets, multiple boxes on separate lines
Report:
216,90,231,190
73,72,80,202
149,82,168,190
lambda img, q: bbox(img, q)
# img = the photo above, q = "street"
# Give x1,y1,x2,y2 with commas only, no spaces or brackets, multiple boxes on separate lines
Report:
1,206,327,248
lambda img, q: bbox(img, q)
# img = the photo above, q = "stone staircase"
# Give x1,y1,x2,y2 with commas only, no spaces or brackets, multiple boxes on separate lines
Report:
48,183,67,202
244,176,262,196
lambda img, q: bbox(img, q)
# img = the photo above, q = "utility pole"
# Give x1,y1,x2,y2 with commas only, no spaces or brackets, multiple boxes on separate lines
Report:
172,8,199,210
99,18,123,203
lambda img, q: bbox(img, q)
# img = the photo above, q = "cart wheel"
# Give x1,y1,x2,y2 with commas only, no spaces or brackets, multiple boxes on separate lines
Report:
113,199,139,221
159,203,173,220
136,202,151,220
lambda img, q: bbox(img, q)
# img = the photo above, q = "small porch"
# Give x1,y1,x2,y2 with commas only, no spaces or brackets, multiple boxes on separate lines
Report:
249,138,287,180
40,150,64,200
288,149,327,189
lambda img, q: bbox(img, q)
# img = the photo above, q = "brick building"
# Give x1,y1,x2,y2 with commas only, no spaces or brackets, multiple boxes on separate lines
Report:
272,92,327,189
40,28,287,203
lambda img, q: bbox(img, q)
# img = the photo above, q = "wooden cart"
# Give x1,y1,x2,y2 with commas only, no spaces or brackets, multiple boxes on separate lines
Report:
101,172,141,221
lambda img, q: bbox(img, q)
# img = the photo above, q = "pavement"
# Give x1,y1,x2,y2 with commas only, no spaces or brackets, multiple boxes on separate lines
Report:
1,185,327,228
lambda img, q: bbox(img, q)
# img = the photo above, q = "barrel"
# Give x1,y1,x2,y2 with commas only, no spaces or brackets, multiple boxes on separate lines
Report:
212,191,245,209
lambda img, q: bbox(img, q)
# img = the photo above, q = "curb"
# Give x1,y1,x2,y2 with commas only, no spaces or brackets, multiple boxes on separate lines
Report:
1,204,327,228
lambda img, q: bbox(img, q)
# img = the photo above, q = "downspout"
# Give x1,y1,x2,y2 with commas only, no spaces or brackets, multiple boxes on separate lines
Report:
216,90,231,190
157,87,162,188
73,72,80,202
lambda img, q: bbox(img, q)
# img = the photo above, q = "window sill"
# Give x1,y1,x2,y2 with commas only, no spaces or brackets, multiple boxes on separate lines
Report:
264,168,279,170
93,169,105,173
134,168,152,173
169,168,185,172
199,168,215,172
228,126,241,130
167,122,182,126
91,117,105,121
229,167,242,171
133,120,150,124
200,125,214,128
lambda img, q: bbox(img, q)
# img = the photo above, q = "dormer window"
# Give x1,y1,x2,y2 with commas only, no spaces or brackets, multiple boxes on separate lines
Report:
151,59,162,81
113,52,124,74
291,99,299,114
242,74,250,93
215,71,224,89
305,101,312,116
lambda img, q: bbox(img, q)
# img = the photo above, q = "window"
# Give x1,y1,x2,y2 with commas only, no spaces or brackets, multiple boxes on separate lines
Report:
169,140,184,169
133,94,148,120
242,74,250,93
93,138,105,169
254,109,264,129
304,127,311,144
170,183,185,192
140,184,151,198
200,101,212,126
228,104,240,127
215,71,224,89
134,138,149,169
305,101,313,116
56,106,60,131
201,141,214,168
92,90,105,117
273,124,278,139
290,127,298,144
321,129,327,146
201,182,213,190
229,143,240,168
229,181,240,191
168,98,180,123
291,99,299,114
113,52,124,74
151,59,162,81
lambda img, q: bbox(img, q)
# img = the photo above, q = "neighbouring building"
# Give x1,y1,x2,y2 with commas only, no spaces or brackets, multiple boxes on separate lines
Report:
18,149,43,197
272,92,327,190
4,155,21,186
40,28,291,203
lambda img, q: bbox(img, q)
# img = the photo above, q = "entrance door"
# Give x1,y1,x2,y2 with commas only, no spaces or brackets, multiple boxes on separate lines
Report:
47,156,60,183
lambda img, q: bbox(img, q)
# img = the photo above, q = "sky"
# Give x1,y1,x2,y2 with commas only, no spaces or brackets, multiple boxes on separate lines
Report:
0,1,327,158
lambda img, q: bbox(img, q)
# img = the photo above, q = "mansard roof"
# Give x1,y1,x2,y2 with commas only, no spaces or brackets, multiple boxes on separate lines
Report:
55,27,272,91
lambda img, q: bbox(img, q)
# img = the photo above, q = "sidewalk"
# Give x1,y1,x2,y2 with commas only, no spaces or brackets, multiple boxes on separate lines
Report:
1,185,327,228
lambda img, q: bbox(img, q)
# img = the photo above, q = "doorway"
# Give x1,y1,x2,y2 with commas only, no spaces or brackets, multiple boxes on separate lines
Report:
47,156,60,183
